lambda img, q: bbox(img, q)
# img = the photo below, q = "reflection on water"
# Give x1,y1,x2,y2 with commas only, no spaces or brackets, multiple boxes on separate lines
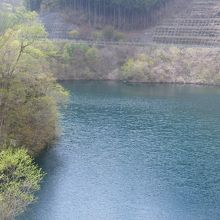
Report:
20,81,220,220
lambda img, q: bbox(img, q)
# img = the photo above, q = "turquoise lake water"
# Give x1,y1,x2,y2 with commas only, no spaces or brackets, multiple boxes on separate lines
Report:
20,81,220,220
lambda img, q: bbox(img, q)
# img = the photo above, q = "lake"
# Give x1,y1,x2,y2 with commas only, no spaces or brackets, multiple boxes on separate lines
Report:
20,81,220,220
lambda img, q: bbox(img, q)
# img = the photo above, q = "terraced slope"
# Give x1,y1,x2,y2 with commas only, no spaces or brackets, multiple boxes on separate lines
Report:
3,0,220,47
153,0,220,46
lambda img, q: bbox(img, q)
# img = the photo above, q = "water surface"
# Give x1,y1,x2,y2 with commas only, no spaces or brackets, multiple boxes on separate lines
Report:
20,81,220,220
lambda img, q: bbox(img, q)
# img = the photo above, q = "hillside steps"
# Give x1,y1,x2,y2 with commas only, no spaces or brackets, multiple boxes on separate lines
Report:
2,0,220,47
153,0,220,46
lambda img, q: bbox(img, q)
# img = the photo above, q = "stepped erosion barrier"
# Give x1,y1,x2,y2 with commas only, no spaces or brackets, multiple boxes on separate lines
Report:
39,0,220,47
2,0,220,48
2,0,220,86
153,0,220,46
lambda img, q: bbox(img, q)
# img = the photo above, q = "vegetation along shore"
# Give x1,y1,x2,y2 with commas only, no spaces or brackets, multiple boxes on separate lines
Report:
1,0,220,219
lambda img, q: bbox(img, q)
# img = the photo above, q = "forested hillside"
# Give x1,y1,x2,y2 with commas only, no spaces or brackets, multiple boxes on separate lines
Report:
26,0,171,29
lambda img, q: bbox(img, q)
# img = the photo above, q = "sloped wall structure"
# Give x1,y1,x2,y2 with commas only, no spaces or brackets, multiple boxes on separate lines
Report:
153,0,220,46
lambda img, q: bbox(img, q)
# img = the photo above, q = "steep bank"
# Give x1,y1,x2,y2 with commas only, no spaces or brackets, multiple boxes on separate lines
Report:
51,43,136,80
31,0,220,85
36,0,220,86
52,43,220,85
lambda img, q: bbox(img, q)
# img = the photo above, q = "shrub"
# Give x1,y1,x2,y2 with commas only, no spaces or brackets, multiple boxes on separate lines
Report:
114,31,126,41
0,148,44,220
68,29,79,39
92,31,102,40
102,26,126,41
63,43,90,59
121,54,153,81
102,25,115,40
85,47,100,64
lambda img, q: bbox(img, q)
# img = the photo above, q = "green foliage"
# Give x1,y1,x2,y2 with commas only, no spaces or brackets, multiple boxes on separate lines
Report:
63,43,90,60
0,148,44,220
0,3,69,220
63,43,100,64
61,42,103,79
121,54,155,81
68,29,79,39
114,31,126,41
0,3,69,154
102,26,126,41
0,3,38,33
121,58,136,80
92,31,102,40
102,25,115,40
0,74,65,154
85,47,100,66
121,47,220,84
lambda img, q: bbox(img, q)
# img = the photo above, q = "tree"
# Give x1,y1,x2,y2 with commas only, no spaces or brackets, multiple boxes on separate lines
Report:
39,0,171,29
102,25,115,40
0,3,68,154
24,0,43,11
0,148,44,220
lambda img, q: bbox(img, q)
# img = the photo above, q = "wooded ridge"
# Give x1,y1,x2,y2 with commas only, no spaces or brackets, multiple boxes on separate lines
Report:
26,0,171,29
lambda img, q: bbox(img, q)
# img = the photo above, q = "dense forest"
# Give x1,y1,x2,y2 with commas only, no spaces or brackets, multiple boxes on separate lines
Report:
26,0,171,29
